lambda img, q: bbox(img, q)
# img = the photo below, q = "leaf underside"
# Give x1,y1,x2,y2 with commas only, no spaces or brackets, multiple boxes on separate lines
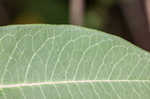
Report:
0,24,150,99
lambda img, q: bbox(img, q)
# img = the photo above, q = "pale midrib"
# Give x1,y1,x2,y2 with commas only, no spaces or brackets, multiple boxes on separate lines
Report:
0,80,150,89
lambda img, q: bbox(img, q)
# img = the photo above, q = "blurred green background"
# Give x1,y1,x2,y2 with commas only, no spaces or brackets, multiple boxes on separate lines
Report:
0,0,150,51
0,0,125,28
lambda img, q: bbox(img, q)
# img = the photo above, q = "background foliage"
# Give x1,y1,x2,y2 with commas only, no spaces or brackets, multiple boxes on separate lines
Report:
0,0,150,51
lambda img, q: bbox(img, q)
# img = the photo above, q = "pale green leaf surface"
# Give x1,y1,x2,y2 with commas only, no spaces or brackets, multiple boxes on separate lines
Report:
0,24,150,99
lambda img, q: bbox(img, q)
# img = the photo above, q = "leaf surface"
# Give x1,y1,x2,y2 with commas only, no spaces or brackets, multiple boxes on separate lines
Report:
0,24,150,99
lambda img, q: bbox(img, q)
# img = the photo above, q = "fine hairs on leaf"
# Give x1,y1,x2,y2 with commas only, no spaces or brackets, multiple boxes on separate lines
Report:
0,24,150,99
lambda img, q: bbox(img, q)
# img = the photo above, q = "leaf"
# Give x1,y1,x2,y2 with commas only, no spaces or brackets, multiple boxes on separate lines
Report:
0,24,150,99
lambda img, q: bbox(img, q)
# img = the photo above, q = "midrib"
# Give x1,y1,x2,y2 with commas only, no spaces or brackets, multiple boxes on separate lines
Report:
0,80,150,89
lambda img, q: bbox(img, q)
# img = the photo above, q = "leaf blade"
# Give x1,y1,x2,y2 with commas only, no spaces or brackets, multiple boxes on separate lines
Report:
0,24,150,99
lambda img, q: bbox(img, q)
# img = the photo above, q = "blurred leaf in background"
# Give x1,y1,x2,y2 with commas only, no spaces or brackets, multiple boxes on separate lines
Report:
85,0,131,41
0,0,149,50
8,0,119,30
13,0,69,24
84,0,118,29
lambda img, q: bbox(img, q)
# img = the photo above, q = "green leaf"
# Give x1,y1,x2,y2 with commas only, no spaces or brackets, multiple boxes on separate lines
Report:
0,24,150,99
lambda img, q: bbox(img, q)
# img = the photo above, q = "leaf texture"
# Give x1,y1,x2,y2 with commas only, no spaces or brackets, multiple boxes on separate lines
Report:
0,24,150,99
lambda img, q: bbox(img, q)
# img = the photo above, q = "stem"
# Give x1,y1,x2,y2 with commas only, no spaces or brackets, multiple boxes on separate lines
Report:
69,0,85,25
